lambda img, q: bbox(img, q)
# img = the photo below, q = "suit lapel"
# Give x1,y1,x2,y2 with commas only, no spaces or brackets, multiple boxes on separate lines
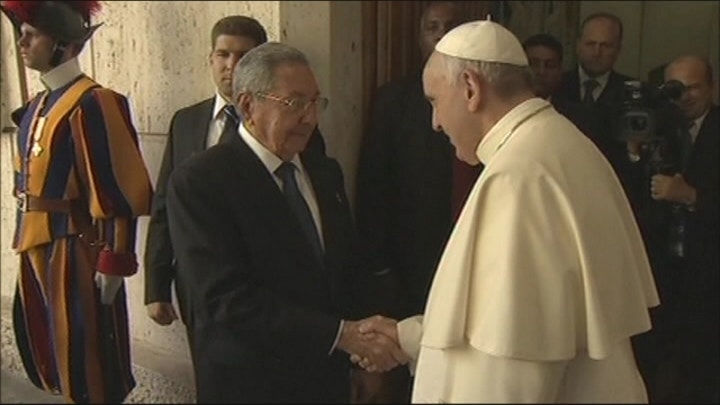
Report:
302,152,339,257
228,137,329,277
598,71,623,104
192,98,215,152
688,106,718,166
301,151,343,293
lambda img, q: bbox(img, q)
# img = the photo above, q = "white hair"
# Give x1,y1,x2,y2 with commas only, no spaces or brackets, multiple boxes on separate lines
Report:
232,42,310,102
441,54,534,99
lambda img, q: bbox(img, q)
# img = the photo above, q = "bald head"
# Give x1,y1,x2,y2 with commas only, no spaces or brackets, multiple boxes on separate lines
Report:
664,55,714,120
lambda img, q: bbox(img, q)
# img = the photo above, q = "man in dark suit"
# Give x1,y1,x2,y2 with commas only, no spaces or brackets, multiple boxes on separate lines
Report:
356,0,478,327
522,33,600,139
354,3,479,400
144,17,325,331
556,11,635,176
629,55,719,403
165,42,407,403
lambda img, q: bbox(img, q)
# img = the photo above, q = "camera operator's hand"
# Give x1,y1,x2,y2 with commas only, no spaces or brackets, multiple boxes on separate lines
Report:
650,173,696,205
626,140,643,155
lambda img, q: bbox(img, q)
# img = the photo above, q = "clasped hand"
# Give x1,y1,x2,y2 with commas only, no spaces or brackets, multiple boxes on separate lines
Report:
338,315,408,373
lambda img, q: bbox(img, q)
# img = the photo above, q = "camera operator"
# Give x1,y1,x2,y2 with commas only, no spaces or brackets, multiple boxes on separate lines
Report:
629,55,718,403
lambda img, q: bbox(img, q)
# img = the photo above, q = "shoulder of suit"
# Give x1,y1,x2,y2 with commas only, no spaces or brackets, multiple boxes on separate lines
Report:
609,71,636,84
172,97,214,118
701,105,720,130
173,141,232,179
302,149,342,175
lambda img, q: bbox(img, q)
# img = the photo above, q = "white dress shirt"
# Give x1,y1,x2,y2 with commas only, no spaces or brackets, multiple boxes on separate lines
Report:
205,93,235,149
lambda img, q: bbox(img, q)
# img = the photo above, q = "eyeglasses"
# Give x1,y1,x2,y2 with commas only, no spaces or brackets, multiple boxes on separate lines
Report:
255,92,329,114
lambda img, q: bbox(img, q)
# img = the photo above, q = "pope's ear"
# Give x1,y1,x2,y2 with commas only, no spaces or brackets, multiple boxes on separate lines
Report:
463,69,483,112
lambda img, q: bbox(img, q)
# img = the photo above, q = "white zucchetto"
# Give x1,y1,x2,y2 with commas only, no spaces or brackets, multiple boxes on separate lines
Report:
435,18,529,66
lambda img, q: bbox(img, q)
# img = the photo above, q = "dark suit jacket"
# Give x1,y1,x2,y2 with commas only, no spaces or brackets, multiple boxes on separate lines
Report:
673,105,719,400
355,71,479,318
633,105,719,402
144,97,326,324
557,68,634,105
165,134,369,403
144,98,213,322
555,68,637,192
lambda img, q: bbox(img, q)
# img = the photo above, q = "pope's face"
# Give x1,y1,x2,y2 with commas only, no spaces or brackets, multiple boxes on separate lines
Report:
423,53,481,165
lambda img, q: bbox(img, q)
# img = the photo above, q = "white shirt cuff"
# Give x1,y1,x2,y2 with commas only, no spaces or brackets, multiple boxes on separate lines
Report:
329,319,344,355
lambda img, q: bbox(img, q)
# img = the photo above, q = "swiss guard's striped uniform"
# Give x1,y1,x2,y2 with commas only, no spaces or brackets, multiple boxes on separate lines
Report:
11,60,152,403
2,1,153,403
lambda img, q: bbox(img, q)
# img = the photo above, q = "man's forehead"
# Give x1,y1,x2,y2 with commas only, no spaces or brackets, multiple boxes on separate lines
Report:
423,3,456,22
582,18,619,39
526,46,559,57
666,60,707,80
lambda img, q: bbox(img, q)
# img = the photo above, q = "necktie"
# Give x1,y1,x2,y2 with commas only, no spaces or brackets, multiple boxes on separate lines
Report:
275,162,323,260
582,79,599,107
218,104,240,144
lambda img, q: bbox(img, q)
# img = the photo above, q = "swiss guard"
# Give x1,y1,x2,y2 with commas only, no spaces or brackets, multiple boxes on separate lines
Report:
1,1,153,403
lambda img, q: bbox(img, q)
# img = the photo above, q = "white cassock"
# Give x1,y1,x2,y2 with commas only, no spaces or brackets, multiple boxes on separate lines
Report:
397,98,660,403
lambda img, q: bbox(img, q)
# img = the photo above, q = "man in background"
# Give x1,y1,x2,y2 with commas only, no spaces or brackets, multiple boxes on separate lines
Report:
523,32,600,146
354,1,478,401
523,33,564,100
630,55,718,403
144,15,325,346
145,14,267,330
556,11,636,178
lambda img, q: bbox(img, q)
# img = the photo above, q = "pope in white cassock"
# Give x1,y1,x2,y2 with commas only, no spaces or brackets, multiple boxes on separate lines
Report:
356,18,660,403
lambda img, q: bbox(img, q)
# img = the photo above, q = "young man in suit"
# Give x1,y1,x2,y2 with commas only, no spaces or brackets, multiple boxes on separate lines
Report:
165,42,407,403
145,15,267,329
144,16,325,333
630,55,719,403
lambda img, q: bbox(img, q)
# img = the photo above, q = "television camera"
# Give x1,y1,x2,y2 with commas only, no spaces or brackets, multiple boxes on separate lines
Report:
613,79,688,175
613,79,692,258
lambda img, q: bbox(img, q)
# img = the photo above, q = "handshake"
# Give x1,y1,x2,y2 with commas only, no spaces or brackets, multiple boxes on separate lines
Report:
337,315,410,373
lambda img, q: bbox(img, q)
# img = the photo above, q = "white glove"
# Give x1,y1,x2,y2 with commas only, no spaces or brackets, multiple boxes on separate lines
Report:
94,272,123,305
